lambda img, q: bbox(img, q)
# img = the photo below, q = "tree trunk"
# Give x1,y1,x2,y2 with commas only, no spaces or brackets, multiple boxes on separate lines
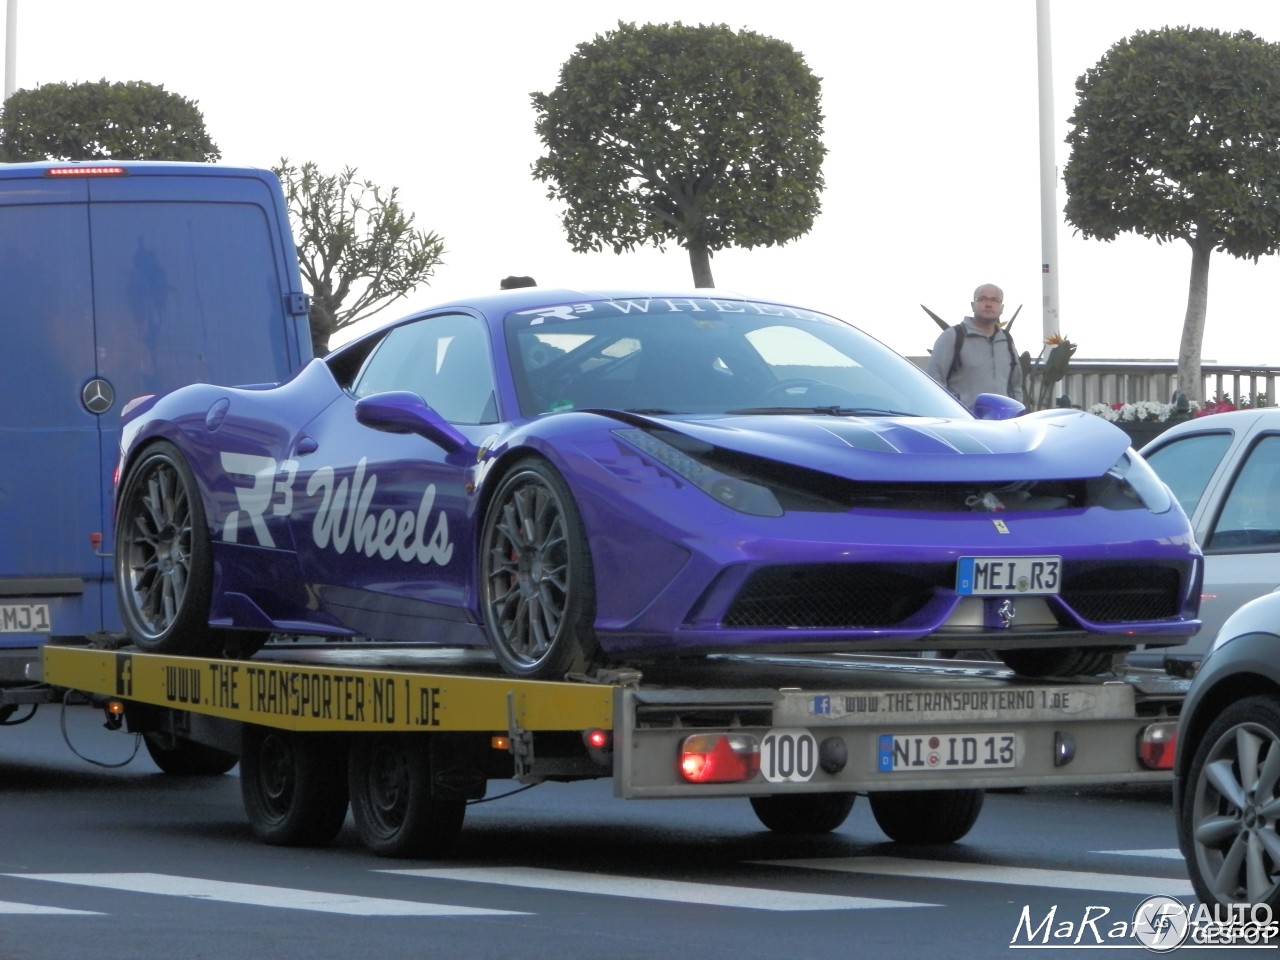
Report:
687,245,715,287
1178,236,1212,402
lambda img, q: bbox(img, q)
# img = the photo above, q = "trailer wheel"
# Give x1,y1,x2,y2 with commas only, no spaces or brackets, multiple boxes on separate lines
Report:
998,648,1116,678
240,726,349,847
480,459,599,679
749,793,856,834
142,733,238,776
869,788,984,844
348,734,466,858
1180,695,1280,910
115,441,223,657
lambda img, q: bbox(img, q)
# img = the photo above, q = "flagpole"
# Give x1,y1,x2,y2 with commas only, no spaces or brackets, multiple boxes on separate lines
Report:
1036,0,1061,345
4,0,15,101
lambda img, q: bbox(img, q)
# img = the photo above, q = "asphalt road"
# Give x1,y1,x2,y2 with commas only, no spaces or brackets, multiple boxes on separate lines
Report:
0,702,1261,960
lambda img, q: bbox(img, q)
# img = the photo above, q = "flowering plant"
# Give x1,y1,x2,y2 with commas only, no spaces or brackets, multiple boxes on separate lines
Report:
1088,400,1200,423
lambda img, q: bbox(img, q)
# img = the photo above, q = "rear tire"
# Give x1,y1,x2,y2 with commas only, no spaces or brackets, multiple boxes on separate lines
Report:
240,726,349,847
115,441,222,656
749,793,856,834
869,788,984,844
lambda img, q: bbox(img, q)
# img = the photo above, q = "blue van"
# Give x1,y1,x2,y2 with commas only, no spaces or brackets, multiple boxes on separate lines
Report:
0,162,311,665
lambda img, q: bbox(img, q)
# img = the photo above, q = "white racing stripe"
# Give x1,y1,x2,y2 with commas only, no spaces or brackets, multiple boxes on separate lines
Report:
0,900,101,915
5,873,527,917
383,865,935,911
756,856,1194,896
1096,848,1183,860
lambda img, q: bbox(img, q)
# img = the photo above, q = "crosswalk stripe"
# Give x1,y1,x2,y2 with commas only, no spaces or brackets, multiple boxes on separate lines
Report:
1096,848,1183,860
756,856,1194,896
5,873,527,917
383,866,935,911
0,900,101,915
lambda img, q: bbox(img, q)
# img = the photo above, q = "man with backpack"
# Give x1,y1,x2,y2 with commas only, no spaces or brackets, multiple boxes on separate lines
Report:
924,282,1024,411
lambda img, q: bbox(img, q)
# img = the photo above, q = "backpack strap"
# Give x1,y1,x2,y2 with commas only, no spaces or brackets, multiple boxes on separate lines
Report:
950,322,1018,381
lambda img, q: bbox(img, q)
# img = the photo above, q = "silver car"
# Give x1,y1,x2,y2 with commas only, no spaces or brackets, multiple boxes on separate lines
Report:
1136,408,1280,667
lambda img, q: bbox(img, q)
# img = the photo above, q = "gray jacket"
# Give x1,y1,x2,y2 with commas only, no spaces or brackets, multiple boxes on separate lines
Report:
924,317,1024,410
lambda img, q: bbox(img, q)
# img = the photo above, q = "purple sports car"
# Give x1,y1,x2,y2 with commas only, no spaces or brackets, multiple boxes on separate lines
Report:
113,289,1201,679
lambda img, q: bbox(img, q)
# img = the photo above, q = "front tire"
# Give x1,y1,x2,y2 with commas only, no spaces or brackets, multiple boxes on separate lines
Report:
348,734,466,858
480,459,598,679
115,441,222,656
240,726,349,847
1180,696,1280,910
999,648,1117,678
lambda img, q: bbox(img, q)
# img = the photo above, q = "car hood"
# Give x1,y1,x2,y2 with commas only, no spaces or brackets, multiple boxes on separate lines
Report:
641,408,1132,483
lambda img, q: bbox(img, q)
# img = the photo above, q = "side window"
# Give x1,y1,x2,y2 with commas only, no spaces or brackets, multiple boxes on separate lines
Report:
352,314,497,424
1206,435,1280,552
1142,432,1232,519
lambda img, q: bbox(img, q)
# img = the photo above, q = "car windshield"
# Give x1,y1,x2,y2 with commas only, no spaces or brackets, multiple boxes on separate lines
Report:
505,297,969,419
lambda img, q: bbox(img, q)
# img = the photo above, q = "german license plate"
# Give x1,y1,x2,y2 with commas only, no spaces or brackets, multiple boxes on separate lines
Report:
0,602,51,633
877,732,1019,772
956,556,1060,595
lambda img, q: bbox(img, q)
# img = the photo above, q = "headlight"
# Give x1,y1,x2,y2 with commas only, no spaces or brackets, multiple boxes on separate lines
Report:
615,428,783,517
1107,449,1172,514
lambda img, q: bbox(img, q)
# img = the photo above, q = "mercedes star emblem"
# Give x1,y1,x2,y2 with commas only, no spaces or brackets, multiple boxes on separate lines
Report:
82,378,115,414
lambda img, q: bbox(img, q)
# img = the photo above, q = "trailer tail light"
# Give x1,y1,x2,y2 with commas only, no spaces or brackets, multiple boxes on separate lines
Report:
582,728,612,766
1138,721,1178,770
679,733,760,783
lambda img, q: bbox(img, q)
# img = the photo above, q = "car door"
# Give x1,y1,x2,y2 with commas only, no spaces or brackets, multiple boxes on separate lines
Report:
1143,418,1280,655
286,313,498,642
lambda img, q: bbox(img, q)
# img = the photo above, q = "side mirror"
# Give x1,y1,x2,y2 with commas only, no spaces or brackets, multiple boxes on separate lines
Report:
354,391,474,454
973,393,1026,421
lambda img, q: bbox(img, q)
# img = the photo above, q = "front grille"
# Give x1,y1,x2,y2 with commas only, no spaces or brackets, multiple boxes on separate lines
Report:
1059,564,1184,622
719,560,1189,629
723,564,947,628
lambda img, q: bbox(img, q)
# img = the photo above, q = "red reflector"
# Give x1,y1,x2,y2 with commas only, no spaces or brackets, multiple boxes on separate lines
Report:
1139,721,1178,770
679,733,760,783
585,728,610,750
46,165,127,178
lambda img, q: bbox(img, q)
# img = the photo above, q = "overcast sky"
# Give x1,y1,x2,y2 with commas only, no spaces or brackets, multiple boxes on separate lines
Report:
8,0,1280,363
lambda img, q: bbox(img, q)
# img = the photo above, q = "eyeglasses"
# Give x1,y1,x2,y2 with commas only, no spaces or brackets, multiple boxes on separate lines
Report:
974,296,1003,305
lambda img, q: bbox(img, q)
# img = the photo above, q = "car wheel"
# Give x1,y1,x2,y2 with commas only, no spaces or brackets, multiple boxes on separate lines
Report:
240,726,349,847
998,648,1117,678
1181,695,1280,910
348,734,466,858
480,458,599,679
749,793,855,834
869,788,985,844
115,441,231,656
142,732,238,776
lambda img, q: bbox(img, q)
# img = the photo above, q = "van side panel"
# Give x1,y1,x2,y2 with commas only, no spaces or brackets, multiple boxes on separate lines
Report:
0,164,310,648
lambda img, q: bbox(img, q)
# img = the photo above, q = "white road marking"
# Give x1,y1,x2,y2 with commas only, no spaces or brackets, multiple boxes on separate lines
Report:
1096,848,1183,860
5,873,527,917
757,856,1194,896
0,900,101,915
383,865,935,911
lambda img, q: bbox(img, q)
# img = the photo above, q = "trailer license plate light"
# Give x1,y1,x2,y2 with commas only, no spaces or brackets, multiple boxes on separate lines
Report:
877,732,1019,772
